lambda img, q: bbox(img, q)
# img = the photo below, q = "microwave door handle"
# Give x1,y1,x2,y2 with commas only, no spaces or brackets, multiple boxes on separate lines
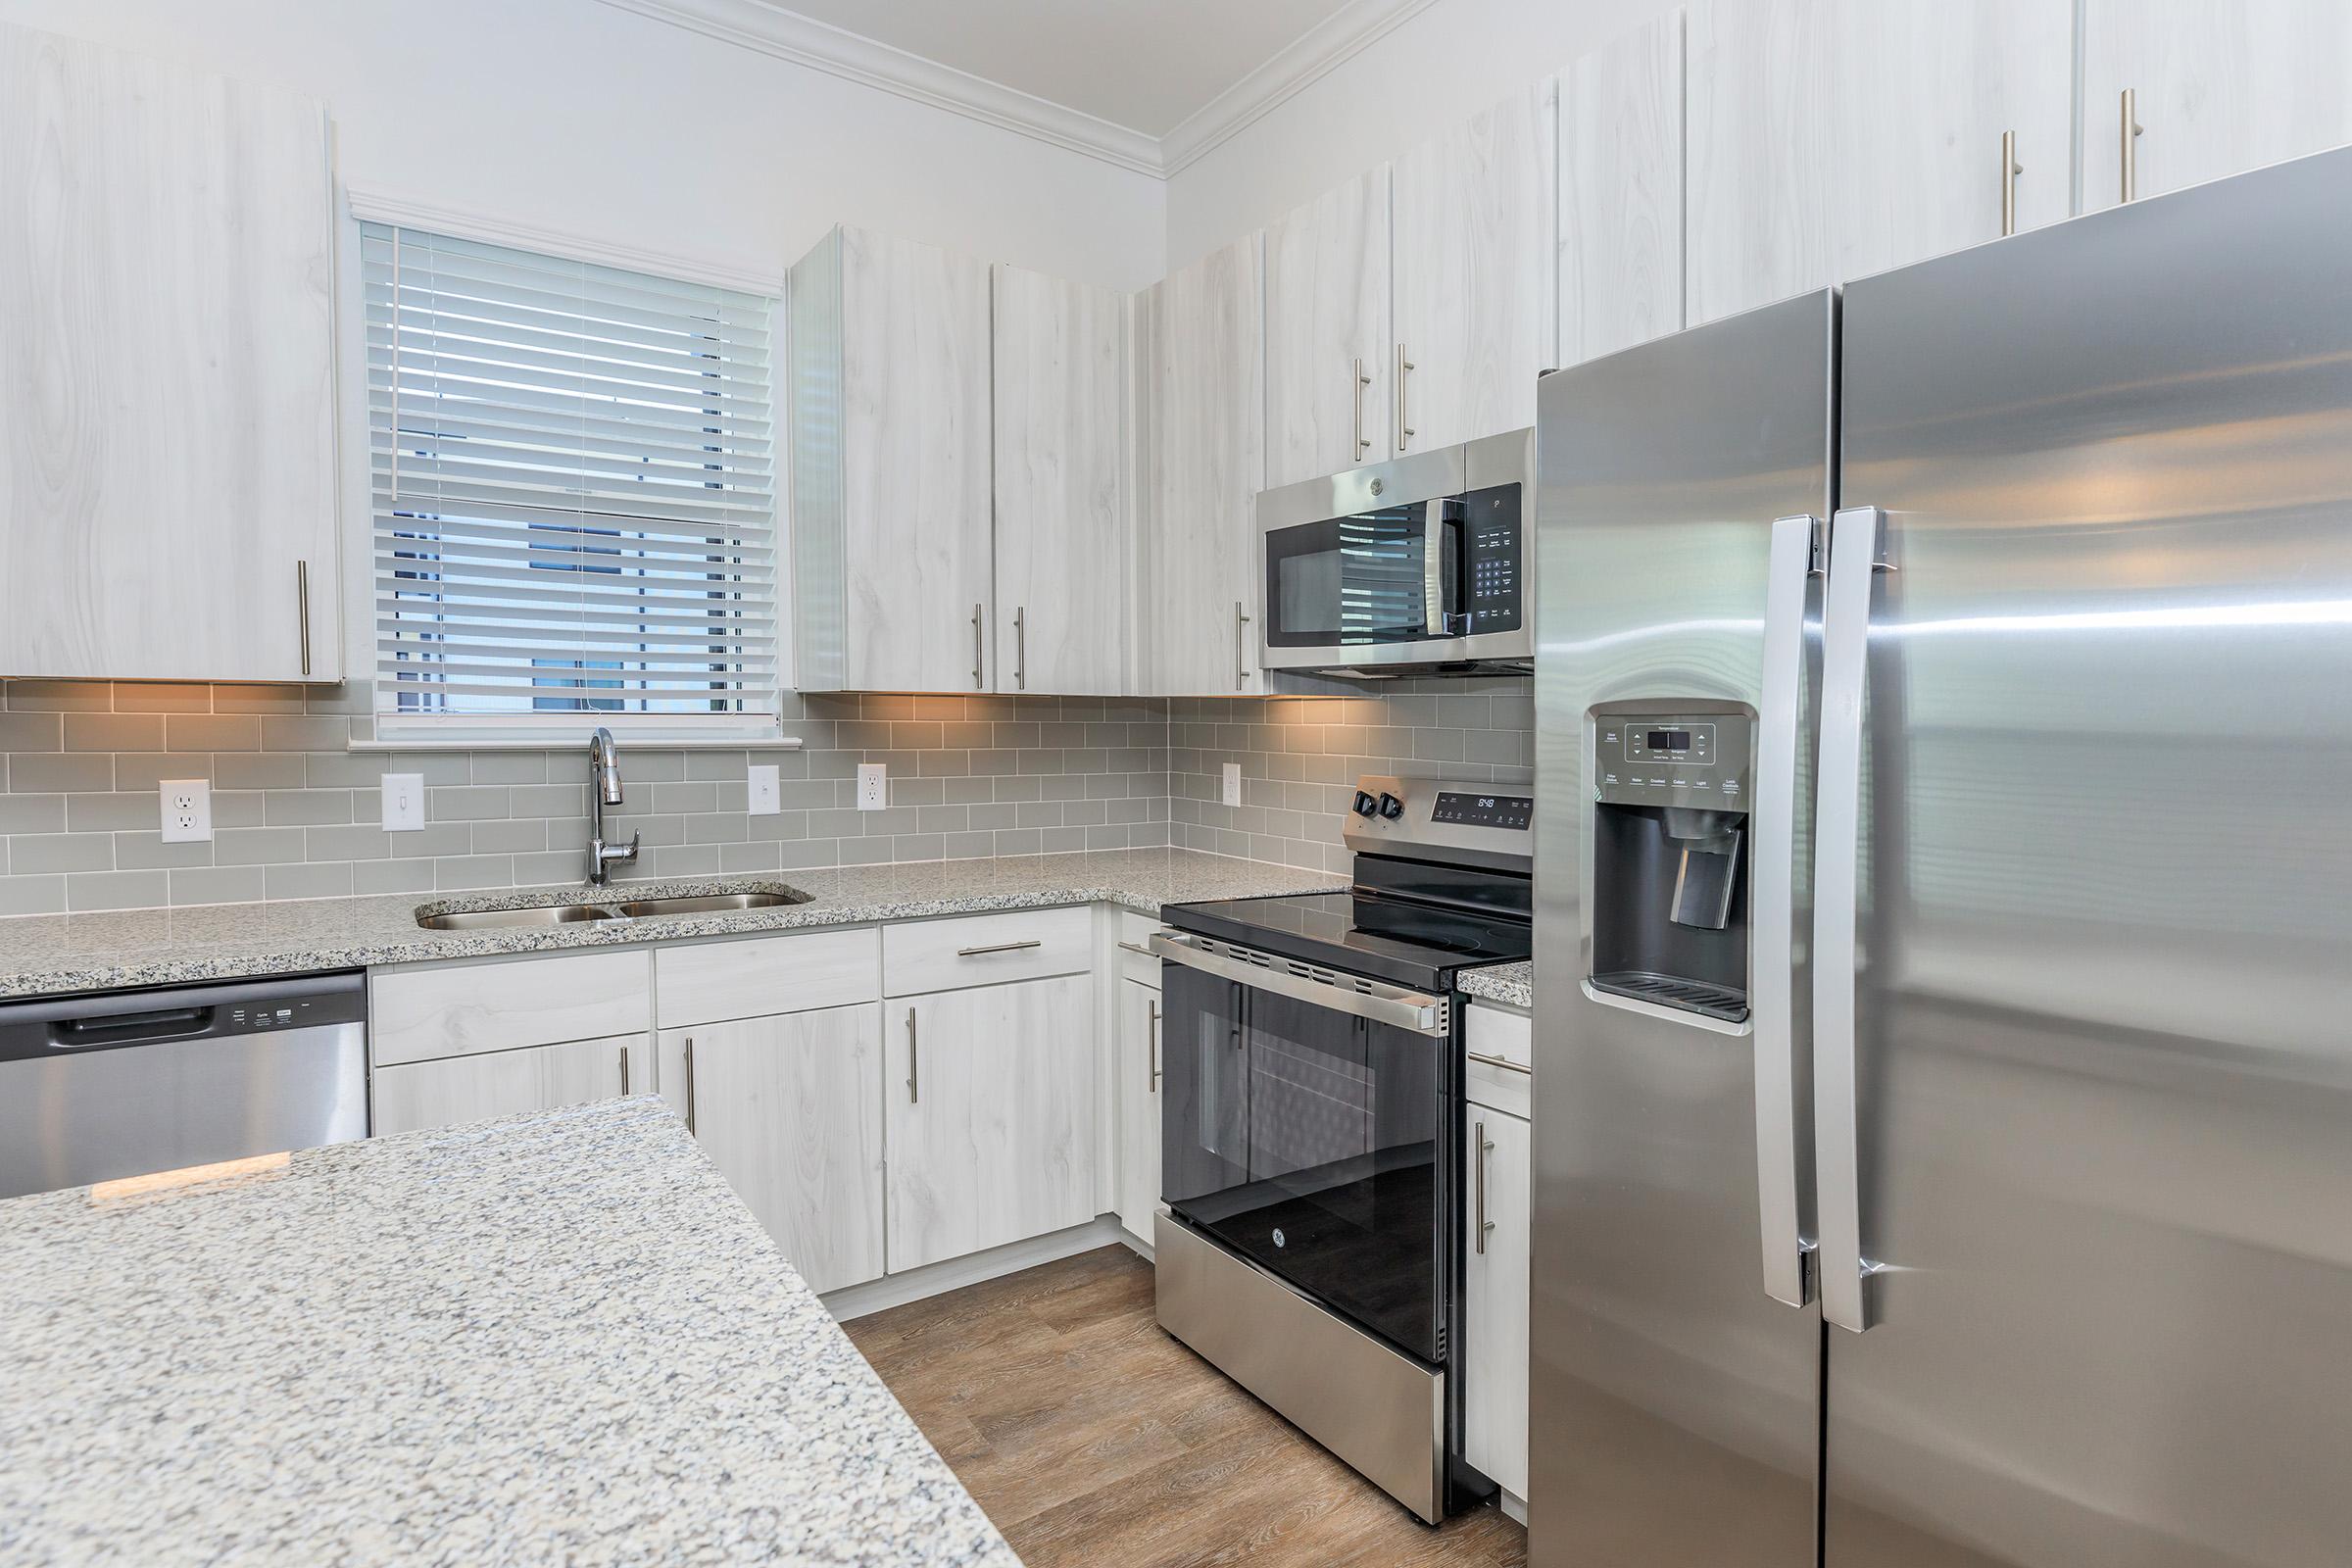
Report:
1422,499,1445,636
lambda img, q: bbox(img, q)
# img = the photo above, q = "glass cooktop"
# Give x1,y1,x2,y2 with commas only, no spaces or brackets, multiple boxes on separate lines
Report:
1164,888,1532,992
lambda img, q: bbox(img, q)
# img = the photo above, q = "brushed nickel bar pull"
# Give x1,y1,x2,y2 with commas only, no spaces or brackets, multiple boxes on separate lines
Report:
296,561,312,677
1235,601,1252,688
906,1008,919,1103
2120,88,2142,204
971,603,985,689
1117,940,1155,956
1475,1121,1494,1255
1395,343,1415,450
956,939,1043,957
683,1036,697,1133
1999,130,2022,236
1466,1050,1532,1077
618,1043,630,1097
1014,606,1027,690
1352,356,1371,455
1148,999,1161,1093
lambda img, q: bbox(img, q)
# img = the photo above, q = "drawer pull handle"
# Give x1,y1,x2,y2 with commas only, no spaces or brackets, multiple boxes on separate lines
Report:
683,1036,697,1133
1467,1050,1532,1076
1117,940,1156,956
906,1007,919,1103
1475,1120,1495,1255
956,939,1044,957
618,1044,630,1097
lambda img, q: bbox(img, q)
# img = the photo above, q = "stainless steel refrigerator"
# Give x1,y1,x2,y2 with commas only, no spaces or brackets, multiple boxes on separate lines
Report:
1531,146,2352,1567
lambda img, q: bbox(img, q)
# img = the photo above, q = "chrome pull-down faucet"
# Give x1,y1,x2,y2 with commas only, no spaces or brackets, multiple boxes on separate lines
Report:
586,726,640,885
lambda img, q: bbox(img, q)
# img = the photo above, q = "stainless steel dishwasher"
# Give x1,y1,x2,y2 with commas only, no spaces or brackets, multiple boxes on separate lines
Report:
0,973,368,1199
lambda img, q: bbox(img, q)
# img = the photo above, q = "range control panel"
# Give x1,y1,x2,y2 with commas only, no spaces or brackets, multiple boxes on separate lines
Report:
1594,712,1754,811
1343,773,1536,872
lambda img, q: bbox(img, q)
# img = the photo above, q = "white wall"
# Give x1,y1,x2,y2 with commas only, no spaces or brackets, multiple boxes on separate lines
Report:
0,0,1166,291
1163,0,1680,268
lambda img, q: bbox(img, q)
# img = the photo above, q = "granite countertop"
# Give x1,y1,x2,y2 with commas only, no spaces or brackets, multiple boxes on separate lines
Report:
0,1097,1019,1568
0,848,1345,1000
1459,959,1533,1008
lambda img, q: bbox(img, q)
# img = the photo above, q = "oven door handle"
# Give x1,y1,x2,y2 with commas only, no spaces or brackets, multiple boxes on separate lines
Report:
1148,932,1451,1037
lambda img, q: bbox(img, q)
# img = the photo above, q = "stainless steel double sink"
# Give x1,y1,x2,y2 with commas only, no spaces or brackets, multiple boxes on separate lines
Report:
415,890,807,931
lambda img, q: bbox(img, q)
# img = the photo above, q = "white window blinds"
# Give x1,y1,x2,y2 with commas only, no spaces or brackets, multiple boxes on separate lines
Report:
364,223,777,719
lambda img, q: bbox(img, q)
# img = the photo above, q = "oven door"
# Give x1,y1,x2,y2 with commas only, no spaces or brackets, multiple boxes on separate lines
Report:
1155,935,1452,1364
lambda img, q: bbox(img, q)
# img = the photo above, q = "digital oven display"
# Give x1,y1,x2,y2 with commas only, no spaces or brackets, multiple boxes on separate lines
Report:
1431,791,1533,830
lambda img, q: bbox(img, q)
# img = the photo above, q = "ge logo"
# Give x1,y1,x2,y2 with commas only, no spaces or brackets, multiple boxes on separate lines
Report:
1271,1228,1287,1249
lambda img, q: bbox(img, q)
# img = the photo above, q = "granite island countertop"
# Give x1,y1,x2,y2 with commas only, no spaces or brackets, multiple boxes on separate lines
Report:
0,1097,1020,1568
0,847,1344,1000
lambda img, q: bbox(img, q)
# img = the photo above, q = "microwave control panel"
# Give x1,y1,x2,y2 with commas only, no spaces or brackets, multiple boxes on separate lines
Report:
1594,713,1753,810
1458,483,1524,634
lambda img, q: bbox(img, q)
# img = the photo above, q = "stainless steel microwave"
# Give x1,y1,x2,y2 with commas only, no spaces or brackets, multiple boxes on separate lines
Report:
1256,428,1534,676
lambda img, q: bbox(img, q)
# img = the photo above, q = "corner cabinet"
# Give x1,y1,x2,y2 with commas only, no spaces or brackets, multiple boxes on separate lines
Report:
790,224,994,693
0,22,338,683
1134,236,1266,696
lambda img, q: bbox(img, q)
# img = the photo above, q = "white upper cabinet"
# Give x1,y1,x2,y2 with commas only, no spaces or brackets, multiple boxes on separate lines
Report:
1557,10,1687,367
791,224,993,693
2082,0,2352,213
1391,82,1558,453
1135,236,1265,696
0,23,337,683
1263,167,1393,489
1686,0,1834,325
992,264,1127,695
1830,0,2076,281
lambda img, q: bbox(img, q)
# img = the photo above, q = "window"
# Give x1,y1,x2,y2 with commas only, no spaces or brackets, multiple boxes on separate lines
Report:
363,223,777,736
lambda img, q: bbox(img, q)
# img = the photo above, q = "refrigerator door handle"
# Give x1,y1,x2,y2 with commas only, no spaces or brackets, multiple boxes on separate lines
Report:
1814,504,1886,1333
1752,514,1821,1309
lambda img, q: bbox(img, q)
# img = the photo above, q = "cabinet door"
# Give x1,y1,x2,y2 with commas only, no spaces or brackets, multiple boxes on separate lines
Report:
1686,0,1833,325
1139,237,1264,696
1831,0,2075,280
1263,168,1392,488
839,226,993,693
886,974,1098,1272
665,1004,885,1296
993,265,1127,696
2082,0,2352,214
1464,1103,1532,1501
1114,975,1162,1246
0,23,336,682
370,1033,643,1138
1391,82,1557,454
1557,11,1686,367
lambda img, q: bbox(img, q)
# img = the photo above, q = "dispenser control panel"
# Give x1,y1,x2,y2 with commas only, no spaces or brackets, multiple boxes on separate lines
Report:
1594,712,1752,810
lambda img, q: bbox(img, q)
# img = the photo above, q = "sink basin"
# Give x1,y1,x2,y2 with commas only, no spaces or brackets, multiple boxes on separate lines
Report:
612,891,809,917
416,904,625,930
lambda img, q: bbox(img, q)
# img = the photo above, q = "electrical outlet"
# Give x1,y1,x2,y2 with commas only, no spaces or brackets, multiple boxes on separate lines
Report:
857,762,888,811
380,772,424,832
1221,762,1242,808
159,779,213,844
748,762,781,816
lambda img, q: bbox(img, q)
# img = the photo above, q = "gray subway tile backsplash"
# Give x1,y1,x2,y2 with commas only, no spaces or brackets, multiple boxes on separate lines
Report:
0,676,1533,910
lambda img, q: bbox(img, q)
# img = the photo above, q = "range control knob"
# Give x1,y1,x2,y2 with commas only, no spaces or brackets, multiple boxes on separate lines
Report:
1377,792,1405,820
1351,790,1380,818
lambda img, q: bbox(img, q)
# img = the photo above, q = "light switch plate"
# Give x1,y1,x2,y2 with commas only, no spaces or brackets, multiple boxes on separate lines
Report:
159,779,212,843
380,772,424,832
1221,762,1242,808
856,762,888,811
748,763,781,815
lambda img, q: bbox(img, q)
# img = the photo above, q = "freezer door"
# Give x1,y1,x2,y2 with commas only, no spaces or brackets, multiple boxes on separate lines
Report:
1821,145,2352,1566
1530,291,1833,1568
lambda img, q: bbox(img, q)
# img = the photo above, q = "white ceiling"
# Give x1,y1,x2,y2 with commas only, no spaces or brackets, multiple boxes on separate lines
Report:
775,0,1359,135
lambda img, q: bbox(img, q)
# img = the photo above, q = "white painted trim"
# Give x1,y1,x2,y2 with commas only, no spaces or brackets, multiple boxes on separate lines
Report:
1158,0,1445,175
344,183,785,296
818,1214,1130,1321
593,0,1162,175
1501,1490,1528,1526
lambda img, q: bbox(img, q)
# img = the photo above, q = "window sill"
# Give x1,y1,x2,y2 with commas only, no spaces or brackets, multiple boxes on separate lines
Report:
354,717,804,753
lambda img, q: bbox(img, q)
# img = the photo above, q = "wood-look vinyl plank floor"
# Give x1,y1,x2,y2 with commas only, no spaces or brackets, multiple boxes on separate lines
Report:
844,1246,1526,1568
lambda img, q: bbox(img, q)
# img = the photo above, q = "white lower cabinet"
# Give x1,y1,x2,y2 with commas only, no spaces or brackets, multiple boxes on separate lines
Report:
885,973,1098,1273
1114,974,1162,1246
1464,1100,1532,1502
371,1033,646,1138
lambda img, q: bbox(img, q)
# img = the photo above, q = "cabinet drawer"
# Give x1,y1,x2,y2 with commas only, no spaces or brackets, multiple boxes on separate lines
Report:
370,948,652,1066
1115,909,1166,988
883,906,1094,997
655,926,879,1027
1465,1003,1533,1117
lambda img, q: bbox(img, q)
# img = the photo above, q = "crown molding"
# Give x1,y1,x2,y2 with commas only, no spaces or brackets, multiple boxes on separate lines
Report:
592,0,1443,181
593,0,1162,174
1159,0,1443,175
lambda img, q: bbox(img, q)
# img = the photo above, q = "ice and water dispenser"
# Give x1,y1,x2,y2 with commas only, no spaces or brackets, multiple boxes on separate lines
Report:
1589,712,1752,1022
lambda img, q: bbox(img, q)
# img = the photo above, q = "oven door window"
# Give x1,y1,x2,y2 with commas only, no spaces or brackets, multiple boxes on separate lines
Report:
1263,501,1449,648
1161,963,1445,1362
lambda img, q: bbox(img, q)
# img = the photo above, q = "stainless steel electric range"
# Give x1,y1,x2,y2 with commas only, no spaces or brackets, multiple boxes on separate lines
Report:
1151,773,1533,1523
